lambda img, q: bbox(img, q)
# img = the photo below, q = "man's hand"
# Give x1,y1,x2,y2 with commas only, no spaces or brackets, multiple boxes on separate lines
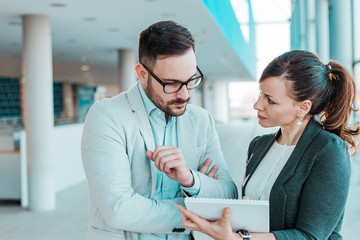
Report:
199,158,218,179
146,146,194,187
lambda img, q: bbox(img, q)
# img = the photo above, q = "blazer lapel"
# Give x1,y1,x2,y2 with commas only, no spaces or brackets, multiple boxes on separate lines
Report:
177,110,197,169
272,119,322,188
244,119,322,192
242,133,277,191
269,118,322,229
126,84,157,197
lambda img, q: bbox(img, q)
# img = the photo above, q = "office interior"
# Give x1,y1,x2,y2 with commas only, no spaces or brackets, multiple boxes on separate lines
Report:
0,0,359,239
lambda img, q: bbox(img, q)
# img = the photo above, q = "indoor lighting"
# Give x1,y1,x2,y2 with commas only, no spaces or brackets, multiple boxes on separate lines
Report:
83,17,96,22
50,3,66,7
80,65,90,72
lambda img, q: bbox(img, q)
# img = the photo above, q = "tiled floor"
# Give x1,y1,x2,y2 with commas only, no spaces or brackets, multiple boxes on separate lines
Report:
0,119,359,239
0,182,88,240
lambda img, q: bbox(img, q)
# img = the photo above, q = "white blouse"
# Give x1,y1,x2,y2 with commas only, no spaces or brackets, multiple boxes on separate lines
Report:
245,141,296,200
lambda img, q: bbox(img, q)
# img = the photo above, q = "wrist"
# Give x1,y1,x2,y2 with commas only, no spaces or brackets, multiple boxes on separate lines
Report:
236,229,251,240
180,169,194,187
232,232,242,239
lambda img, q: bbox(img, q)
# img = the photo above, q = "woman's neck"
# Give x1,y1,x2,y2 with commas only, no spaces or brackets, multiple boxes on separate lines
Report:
277,117,311,146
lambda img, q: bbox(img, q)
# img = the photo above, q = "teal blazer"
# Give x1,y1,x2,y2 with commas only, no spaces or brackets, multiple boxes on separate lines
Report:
242,118,351,239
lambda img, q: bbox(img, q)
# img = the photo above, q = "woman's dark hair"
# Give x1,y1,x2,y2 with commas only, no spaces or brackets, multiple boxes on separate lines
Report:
260,50,360,155
138,20,195,69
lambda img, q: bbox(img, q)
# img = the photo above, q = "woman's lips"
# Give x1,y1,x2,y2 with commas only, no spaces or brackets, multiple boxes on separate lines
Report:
257,114,266,120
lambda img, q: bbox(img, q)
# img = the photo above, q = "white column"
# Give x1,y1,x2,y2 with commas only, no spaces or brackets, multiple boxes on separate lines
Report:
354,0,360,63
22,15,55,211
353,0,360,125
329,0,353,72
316,0,330,62
214,80,229,123
118,49,136,92
203,80,229,123
189,87,203,107
299,0,308,49
203,80,215,118
307,0,316,52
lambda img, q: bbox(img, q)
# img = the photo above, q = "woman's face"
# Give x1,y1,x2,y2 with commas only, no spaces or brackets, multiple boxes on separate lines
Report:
253,76,300,128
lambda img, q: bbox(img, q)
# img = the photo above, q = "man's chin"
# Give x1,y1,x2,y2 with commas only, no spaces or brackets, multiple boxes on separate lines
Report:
168,106,187,116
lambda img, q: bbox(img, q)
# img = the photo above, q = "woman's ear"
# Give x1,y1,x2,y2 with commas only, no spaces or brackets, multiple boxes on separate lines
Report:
135,63,148,85
297,100,312,117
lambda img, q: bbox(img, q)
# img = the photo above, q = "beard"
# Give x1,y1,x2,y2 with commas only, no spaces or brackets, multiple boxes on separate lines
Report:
144,76,190,117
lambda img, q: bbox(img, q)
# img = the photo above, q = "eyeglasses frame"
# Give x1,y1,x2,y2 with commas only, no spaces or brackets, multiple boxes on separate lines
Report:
141,64,203,94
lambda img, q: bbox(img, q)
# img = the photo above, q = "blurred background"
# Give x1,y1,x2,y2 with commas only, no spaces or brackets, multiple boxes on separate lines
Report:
0,0,359,239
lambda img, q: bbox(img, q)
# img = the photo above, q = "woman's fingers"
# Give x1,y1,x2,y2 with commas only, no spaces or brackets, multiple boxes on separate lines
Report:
176,205,207,231
219,207,231,225
177,205,199,221
177,205,235,239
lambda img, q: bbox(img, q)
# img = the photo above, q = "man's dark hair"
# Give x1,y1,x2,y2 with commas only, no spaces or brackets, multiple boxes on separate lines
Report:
138,20,195,69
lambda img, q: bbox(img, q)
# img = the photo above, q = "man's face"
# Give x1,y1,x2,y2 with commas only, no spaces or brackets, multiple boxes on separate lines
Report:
142,48,197,117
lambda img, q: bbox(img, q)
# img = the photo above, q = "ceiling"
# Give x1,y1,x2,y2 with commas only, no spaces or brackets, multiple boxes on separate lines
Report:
0,0,253,84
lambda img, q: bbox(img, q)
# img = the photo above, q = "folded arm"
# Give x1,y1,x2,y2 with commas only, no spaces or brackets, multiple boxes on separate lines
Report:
195,113,238,199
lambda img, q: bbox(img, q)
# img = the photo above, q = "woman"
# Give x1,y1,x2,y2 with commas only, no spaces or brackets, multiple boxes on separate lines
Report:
177,50,360,240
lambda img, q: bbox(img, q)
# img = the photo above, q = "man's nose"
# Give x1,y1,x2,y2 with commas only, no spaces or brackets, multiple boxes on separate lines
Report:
176,85,190,99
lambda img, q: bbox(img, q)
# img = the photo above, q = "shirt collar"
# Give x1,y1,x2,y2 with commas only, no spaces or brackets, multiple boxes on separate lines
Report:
137,82,181,124
138,82,159,116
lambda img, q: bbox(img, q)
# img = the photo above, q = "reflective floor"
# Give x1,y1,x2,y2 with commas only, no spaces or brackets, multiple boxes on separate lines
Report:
0,119,359,239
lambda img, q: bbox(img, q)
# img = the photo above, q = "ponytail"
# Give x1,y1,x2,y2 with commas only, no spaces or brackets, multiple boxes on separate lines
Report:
322,61,360,156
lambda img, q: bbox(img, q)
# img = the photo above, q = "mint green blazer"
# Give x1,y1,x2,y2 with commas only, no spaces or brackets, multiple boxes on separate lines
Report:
81,83,237,240
242,118,351,239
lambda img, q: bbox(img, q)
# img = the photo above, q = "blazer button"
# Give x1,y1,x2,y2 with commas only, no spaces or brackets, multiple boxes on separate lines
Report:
172,228,185,233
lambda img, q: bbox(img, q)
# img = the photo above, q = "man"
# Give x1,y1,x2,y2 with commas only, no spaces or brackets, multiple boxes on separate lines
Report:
81,20,237,240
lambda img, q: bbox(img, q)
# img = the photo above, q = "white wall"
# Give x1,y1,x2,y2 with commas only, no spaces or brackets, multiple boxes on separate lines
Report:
52,123,85,193
0,123,85,207
0,152,21,199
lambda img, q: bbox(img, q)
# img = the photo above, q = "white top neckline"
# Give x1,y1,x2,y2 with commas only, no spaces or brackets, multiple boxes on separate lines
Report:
245,141,296,200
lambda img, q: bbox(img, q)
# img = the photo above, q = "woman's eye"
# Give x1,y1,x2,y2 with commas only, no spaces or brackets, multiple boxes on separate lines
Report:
268,98,275,104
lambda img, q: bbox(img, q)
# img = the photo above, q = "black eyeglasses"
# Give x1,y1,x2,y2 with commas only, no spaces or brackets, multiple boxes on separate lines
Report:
142,64,203,94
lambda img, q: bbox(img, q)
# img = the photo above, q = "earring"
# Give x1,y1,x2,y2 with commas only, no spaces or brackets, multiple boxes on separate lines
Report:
297,117,303,126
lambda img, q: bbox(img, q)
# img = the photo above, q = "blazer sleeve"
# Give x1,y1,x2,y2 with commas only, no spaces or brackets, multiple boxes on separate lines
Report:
81,102,187,234
195,112,238,199
272,136,351,240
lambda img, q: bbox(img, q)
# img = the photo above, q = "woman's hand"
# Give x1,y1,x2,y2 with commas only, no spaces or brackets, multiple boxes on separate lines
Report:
176,205,238,240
